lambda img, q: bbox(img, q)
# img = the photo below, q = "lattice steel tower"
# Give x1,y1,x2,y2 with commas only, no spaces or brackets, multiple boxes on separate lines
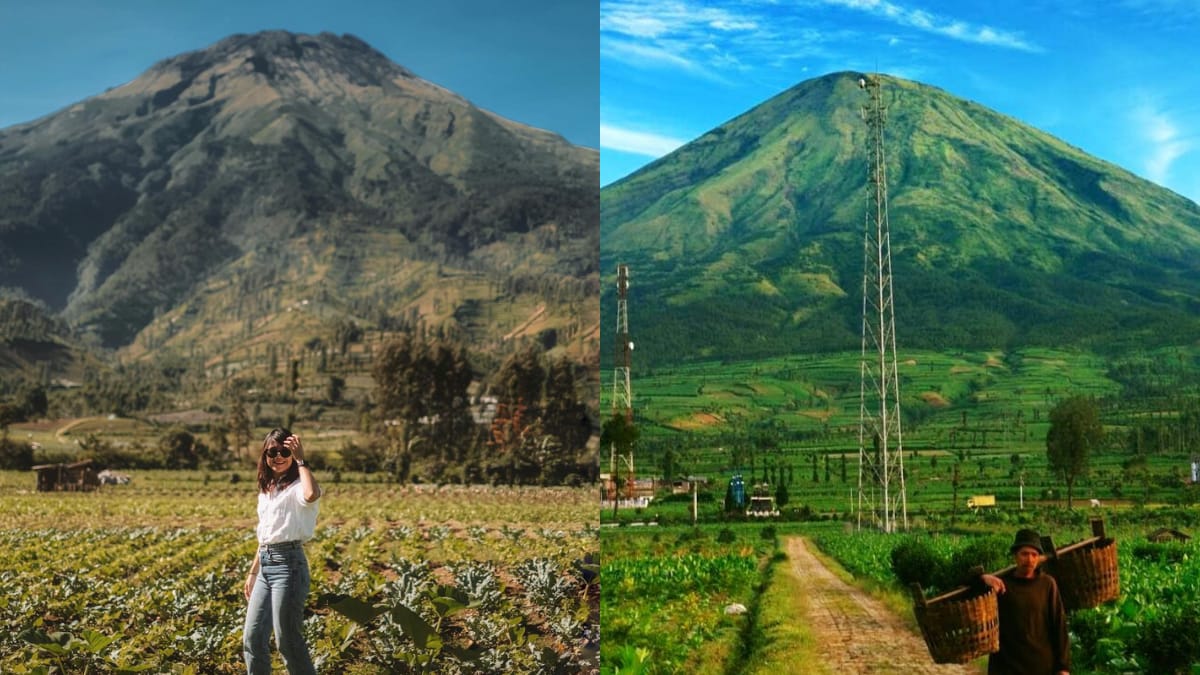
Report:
611,264,634,479
856,75,908,532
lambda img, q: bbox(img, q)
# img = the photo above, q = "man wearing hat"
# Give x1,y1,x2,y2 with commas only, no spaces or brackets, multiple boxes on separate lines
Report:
979,528,1070,675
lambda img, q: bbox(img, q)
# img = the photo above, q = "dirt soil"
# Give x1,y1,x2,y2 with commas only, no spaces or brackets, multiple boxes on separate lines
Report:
786,537,980,674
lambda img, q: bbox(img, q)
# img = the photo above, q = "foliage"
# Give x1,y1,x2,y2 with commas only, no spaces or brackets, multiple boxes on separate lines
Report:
0,433,33,470
890,537,941,589
600,73,1200,369
0,479,598,673
601,526,775,673
496,344,546,416
1047,396,1103,508
373,335,475,481
814,524,1200,673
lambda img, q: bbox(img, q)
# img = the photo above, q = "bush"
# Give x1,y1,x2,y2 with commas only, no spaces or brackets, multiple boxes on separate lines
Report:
939,536,1010,589
338,439,385,473
1135,603,1200,674
0,435,33,470
890,537,943,589
716,528,736,544
1131,541,1189,564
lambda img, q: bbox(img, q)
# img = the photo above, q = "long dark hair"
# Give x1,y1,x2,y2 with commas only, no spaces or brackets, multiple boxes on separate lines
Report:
256,428,299,493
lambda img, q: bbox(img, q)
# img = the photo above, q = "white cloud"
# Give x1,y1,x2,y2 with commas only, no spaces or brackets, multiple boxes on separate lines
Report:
1133,103,1192,184
601,0,765,80
603,38,699,71
600,124,688,157
821,0,1041,52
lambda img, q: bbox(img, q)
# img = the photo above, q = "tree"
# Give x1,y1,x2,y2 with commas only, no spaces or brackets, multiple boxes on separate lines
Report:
374,335,424,478
227,394,253,463
600,413,639,518
542,358,590,454
496,344,545,417
1047,396,1103,509
208,421,231,469
158,428,206,470
774,480,789,508
425,340,474,469
18,384,48,420
327,376,345,405
374,335,476,482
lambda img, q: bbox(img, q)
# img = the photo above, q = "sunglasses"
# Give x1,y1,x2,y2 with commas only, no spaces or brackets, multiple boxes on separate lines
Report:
266,447,292,459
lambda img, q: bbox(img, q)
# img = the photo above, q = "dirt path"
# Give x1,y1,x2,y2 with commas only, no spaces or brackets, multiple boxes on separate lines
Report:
786,537,979,674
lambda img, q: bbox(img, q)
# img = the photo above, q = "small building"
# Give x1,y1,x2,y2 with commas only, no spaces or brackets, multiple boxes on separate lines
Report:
747,495,779,517
672,476,709,494
747,483,779,517
32,459,100,492
599,473,656,501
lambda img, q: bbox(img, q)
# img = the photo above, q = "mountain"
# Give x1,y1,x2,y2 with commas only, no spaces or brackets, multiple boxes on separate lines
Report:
600,72,1200,367
0,30,598,369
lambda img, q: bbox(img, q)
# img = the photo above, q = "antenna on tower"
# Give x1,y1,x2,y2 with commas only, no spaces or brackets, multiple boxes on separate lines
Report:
856,74,908,533
611,264,635,500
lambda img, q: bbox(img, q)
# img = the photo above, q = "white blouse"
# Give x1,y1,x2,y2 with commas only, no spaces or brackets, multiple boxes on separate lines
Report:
256,480,320,545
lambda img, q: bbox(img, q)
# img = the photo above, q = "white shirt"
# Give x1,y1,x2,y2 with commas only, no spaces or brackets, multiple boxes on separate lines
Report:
256,480,320,545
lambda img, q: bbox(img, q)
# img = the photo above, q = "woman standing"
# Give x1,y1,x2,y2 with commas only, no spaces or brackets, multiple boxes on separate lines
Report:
243,428,321,675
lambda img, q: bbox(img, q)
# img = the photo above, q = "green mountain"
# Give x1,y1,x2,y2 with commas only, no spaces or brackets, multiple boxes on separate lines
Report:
0,31,598,388
600,72,1200,367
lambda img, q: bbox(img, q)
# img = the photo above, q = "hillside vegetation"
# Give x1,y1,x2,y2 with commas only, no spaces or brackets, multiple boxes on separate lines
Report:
600,72,1200,368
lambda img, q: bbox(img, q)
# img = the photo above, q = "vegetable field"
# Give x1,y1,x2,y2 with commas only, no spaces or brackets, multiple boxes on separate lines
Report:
0,473,598,674
809,519,1200,674
600,524,778,674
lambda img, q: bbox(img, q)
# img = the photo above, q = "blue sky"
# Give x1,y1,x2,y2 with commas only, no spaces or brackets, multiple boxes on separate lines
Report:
601,0,1200,204
0,0,598,148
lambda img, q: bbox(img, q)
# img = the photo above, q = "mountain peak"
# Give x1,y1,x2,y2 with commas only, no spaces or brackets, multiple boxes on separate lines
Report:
0,31,597,349
109,29,419,114
601,71,1200,365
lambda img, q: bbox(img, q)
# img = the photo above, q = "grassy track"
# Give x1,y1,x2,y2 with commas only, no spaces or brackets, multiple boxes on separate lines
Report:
738,544,825,675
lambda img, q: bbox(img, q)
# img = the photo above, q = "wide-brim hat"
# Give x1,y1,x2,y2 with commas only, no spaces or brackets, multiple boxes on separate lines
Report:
1010,528,1043,554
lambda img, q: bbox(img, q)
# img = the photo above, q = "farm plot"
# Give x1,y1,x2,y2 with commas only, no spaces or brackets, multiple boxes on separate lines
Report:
600,525,777,674
809,521,1200,674
0,476,598,673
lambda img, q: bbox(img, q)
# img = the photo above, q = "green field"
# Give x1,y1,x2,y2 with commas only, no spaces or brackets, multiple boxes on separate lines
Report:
602,347,1200,524
0,472,598,673
601,514,1200,674
600,523,781,674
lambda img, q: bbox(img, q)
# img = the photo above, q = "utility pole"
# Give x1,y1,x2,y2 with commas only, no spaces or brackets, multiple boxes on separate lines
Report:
855,74,908,533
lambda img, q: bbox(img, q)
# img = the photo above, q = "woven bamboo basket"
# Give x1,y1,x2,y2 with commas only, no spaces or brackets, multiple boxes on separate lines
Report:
1046,537,1119,611
912,585,1000,664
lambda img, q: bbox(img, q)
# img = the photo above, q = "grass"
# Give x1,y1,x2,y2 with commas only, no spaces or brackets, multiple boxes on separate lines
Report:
740,545,827,675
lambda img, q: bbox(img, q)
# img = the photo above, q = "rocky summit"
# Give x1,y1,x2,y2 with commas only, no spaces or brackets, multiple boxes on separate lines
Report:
0,30,598,354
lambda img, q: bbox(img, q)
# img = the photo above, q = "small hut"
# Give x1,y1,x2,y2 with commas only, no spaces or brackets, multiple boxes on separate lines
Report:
32,459,101,492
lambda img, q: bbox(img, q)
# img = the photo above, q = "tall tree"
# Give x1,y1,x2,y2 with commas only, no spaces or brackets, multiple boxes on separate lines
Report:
373,334,424,478
1047,396,1103,509
601,413,640,518
496,344,545,417
542,357,591,454
427,340,474,467
227,393,253,463
373,335,476,481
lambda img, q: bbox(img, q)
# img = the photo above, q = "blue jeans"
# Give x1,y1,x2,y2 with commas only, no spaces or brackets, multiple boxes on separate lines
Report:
243,542,316,675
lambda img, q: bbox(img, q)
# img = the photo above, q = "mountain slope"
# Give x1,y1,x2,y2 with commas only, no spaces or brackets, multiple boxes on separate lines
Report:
600,72,1200,367
0,30,598,354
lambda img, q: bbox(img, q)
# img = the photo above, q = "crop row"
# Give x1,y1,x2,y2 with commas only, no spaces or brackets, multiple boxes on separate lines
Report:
0,485,599,674
809,524,1200,673
600,526,777,674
